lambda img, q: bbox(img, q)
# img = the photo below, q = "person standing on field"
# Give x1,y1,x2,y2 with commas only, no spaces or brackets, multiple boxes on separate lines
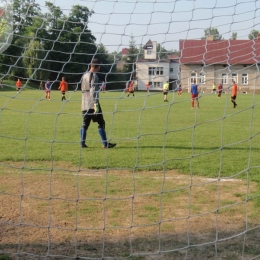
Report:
16,79,22,93
212,82,216,94
146,82,150,92
231,80,238,108
45,79,51,100
163,81,169,102
101,81,106,93
190,79,200,109
127,81,135,97
80,58,116,149
58,77,68,101
217,82,223,98
39,81,43,90
177,81,182,96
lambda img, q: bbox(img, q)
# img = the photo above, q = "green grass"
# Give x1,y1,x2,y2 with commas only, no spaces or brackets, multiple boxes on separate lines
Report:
0,89,260,183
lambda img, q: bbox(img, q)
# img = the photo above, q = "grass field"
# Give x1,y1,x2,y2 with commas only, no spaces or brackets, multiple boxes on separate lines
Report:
0,88,260,259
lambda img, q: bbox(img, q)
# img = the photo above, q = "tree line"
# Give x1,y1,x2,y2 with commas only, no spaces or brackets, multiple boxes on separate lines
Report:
0,1,258,90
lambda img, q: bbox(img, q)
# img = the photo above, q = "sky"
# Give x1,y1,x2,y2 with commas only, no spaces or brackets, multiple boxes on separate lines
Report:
34,0,260,53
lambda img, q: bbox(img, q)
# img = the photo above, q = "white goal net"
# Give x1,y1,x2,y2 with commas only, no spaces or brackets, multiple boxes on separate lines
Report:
0,0,260,259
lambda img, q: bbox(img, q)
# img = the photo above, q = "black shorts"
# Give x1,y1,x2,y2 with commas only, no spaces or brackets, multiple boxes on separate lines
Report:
231,95,236,100
61,91,66,95
163,91,168,95
82,104,105,128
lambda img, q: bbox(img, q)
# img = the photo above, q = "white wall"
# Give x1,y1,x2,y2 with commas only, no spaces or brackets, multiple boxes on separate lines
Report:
136,62,171,91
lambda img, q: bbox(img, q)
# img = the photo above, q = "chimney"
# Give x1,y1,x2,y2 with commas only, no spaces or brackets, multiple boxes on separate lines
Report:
206,35,214,41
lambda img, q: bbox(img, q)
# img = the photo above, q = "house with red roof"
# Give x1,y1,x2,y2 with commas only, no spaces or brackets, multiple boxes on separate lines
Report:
136,40,180,91
179,37,260,92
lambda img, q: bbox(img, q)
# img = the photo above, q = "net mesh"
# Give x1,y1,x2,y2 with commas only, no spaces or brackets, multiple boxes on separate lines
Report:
0,0,260,259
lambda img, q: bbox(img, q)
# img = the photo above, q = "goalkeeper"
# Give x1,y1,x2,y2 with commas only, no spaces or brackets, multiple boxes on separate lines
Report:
80,58,116,149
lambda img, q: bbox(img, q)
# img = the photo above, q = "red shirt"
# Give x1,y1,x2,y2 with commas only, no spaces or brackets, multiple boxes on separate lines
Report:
232,83,237,96
59,80,68,92
16,80,22,87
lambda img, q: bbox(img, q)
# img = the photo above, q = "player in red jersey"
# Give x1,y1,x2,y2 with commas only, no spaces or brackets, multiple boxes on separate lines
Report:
231,80,238,108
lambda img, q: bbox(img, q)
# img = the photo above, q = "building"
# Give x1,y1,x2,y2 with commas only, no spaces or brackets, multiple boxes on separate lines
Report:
136,40,179,91
179,37,260,93
116,48,129,71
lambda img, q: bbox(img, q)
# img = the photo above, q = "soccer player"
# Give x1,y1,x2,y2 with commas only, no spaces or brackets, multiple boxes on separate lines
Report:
190,79,200,109
45,79,51,100
58,77,68,101
217,82,223,98
163,81,169,102
177,81,182,96
39,81,43,90
127,81,135,97
231,80,238,108
80,58,116,149
101,81,106,93
212,82,216,94
146,82,150,92
16,79,22,93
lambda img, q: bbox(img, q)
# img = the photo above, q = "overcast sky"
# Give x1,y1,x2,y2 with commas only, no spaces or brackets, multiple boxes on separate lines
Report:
35,0,260,53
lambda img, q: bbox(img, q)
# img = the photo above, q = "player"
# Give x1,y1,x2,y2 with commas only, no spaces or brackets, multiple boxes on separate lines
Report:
231,80,238,108
177,82,182,96
146,82,150,92
217,82,223,98
190,79,200,109
58,77,68,101
127,81,135,97
212,82,216,94
101,81,106,93
80,58,116,149
163,81,169,102
39,81,43,90
45,79,51,100
16,79,22,93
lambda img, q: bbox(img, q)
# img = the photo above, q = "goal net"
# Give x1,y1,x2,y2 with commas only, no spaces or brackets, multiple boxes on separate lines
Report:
0,0,260,259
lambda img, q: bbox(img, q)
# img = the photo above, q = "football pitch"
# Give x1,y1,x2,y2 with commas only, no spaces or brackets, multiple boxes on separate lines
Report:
0,89,260,259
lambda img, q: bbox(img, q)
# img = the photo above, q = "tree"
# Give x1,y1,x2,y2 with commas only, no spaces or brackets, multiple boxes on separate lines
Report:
248,29,259,40
123,35,139,80
230,32,237,40
202,27,222,40
0,0,42,78
22,39,49,80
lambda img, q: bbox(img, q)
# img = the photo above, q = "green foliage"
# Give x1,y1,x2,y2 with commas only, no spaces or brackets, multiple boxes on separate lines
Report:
123,35,139,80
0,255,11,260
248,29,259,40
0,1,102,84
230,32,237,40
202,27,222,40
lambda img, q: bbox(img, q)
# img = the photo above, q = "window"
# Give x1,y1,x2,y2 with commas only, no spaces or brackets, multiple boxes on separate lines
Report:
149,67,163,75
153,82,162,88
222,73,228,84
156,67,163,75
149,67,155,75
242,73,248,85
232,73,238,83
199,72,205,84
147,50,152,55
190,72,196,84
170,68,173,72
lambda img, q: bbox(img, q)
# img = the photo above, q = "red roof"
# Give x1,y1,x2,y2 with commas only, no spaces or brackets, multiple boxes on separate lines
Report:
122,48,129,55
179,39,260,65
